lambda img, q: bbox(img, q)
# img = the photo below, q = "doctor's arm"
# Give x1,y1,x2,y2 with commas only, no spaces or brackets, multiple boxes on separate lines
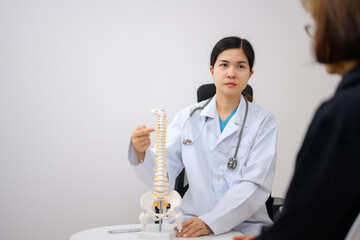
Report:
127,112,185,188
127,124,157,188
200,116,278,235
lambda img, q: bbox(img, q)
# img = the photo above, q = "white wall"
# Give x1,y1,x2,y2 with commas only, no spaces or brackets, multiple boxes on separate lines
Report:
0,0,340,239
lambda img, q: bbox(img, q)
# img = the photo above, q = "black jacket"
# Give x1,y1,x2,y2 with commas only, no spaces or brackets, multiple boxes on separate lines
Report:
257,65,360,239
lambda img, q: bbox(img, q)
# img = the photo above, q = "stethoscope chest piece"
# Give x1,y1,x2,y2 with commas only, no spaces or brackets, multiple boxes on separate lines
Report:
227,157,237,169
183,139,192,145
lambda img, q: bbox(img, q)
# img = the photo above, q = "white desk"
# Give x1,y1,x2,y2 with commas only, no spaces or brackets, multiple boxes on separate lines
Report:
70,224,242,240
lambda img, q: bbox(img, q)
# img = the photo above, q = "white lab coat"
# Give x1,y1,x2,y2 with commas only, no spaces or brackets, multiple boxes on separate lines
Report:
128,95,277,235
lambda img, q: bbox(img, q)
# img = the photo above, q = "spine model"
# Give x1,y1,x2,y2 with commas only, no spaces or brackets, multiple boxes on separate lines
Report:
153,109,168,203
139,109,183,232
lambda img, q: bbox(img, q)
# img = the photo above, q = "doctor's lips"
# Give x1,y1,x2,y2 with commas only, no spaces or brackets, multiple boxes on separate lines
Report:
225,82,237,87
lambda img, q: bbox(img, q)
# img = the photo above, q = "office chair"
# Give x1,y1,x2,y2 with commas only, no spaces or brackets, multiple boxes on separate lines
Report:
196,83,253,103
174,83,284,221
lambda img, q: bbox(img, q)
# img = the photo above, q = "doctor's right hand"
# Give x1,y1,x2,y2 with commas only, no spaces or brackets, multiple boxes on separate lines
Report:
131,125,155,162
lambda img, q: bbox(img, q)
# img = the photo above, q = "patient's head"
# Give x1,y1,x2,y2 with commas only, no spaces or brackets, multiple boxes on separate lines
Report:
302,0,360,64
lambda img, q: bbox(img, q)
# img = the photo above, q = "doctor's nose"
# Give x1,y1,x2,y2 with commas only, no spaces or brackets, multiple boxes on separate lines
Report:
226,67,236,78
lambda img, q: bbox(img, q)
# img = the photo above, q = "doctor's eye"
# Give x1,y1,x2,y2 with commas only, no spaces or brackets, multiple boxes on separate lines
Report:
237,65,246,69
219,63,228,68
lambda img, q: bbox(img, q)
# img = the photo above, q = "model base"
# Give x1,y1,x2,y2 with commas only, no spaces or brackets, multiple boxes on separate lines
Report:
137,229,176,240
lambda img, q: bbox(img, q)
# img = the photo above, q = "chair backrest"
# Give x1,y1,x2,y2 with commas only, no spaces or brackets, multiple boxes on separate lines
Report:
197,83,253,102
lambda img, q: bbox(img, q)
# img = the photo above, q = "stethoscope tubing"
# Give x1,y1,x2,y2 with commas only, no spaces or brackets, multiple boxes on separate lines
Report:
180,97,213,145
233,96,248,159
180,95,249,169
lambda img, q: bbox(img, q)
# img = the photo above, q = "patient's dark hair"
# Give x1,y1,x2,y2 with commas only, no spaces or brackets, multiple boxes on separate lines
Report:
210,36,255,71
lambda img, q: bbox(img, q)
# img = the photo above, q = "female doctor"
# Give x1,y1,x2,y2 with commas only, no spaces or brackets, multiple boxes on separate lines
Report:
128,36,278,237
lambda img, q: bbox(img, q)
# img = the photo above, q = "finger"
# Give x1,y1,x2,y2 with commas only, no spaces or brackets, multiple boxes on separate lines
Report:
184,225,202,237
135,125,147,130
189,229,206,237
234,236,252,240
181,218,194,228
176,224,192,238
233,235,256,240
133,125,154,134
132,137,150,149
132,132,151,140
133,136,151,145
138,140,151,150
132,133,152,147
233,236,246,240
179,220,202,238
176,218,202,237
132,128,155,138
187,221,212,237
176,228,188,238
138,127,155,135
133,140,151,152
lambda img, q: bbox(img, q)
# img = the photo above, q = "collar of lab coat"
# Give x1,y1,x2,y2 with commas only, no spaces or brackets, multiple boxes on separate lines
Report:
200,95,249,145
200,94,250,144
200,94,250,127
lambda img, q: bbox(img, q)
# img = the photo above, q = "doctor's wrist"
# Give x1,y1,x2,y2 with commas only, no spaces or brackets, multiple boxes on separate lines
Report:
134,149,146,163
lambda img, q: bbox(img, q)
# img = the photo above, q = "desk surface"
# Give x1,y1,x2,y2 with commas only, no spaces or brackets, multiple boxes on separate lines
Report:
70,224,242,240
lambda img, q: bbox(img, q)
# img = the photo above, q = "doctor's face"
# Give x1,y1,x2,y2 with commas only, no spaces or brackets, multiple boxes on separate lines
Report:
210,48,253,99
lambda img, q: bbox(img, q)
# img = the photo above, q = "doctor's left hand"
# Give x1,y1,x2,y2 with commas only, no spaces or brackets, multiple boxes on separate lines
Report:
174,217,213,238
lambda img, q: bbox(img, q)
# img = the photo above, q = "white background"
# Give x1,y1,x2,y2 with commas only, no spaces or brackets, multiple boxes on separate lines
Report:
0,0,339,240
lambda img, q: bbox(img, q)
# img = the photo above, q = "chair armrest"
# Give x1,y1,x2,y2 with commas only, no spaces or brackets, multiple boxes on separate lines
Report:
272,197,285,220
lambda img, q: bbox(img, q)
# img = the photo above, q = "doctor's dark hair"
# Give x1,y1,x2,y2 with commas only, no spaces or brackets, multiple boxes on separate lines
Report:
210,36,255,71
302,0,360,63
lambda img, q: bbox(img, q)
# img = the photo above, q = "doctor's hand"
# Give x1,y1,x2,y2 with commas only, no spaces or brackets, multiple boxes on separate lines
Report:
233,235,257,240
174,217,213,238
131,125,155,163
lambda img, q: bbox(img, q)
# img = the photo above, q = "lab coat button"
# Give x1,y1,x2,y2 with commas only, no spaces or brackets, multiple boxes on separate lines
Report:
216,147,221,152
216,175,221,180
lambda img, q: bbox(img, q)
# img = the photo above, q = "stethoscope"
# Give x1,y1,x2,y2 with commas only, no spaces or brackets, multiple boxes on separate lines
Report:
180,95,249,169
